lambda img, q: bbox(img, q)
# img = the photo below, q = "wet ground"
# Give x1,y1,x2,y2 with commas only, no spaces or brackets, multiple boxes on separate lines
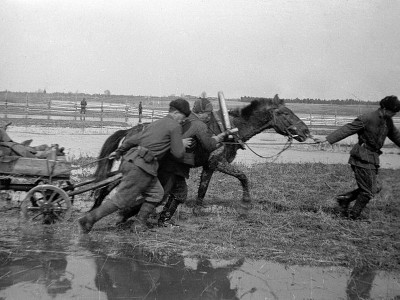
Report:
6,125,400,169
0,209,399,300
2,124,400,299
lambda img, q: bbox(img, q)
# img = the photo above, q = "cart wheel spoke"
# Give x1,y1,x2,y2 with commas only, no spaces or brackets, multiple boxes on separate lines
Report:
21,185,72,223
26,206,42,211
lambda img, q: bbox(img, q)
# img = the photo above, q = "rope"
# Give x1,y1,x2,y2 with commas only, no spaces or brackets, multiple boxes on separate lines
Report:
243,138,293,160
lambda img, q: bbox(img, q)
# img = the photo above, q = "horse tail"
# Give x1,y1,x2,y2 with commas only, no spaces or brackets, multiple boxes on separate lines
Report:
94,129,129,181
90,124,147,211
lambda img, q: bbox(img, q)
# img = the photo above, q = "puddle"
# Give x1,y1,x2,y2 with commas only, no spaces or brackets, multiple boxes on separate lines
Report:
6,127,400,169
0,228,399,300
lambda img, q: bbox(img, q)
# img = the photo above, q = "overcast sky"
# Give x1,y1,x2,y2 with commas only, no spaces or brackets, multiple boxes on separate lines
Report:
1,0,399,100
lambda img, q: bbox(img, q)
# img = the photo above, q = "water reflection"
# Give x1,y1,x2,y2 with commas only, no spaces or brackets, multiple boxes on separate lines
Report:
0,227,73,299
80,237,239,299
1,233,400,299
347,267,376,300
229,260,400,300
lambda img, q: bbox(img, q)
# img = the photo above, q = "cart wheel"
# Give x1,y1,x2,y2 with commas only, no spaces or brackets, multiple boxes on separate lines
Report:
21,185,72,224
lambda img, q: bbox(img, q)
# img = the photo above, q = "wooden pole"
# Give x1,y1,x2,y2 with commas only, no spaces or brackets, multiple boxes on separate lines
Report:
25,93,29,119
101,97,104,127
125,99,128,123
4,91,7,118
47,98,51,120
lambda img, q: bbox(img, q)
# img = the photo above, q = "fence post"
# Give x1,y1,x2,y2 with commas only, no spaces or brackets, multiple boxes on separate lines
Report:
101,98,104,126
309,112,312,126
47,98,51,120
4,92,7,118
125,99,129,123
151,110,154,122
25,94,29,119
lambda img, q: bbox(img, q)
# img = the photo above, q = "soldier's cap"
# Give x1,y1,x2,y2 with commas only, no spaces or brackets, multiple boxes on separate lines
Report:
169,98,191,117
380,95,400,113
192,98,213,114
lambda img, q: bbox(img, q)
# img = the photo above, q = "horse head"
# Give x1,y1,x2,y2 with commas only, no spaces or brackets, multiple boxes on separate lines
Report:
270,104,310,142
233,96,310,142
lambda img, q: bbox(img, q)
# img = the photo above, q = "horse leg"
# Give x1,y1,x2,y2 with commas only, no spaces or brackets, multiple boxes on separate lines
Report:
192,168,214,216
215,161,251,216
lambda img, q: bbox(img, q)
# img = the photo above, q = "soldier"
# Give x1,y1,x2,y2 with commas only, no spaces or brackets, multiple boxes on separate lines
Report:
78,98,192,233
115,98,228,227
319,95,400,219
138,101,143,123
157,98,227,226
80,98,87,114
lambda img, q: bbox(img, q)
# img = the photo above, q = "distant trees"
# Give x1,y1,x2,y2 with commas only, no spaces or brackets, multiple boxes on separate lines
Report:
240,96,378,106
104,90,111,96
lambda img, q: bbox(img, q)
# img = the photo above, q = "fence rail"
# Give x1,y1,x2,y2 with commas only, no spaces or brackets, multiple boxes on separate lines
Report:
1,101,399,128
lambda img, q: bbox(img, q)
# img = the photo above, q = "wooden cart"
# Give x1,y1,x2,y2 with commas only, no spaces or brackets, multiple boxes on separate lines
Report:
0,155,122,224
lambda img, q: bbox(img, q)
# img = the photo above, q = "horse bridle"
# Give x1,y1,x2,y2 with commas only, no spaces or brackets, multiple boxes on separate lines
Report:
270,107,305,140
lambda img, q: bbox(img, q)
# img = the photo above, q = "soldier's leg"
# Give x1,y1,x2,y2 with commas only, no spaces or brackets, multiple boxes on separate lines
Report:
337,190,360,217
115,169,176,226
134,178,164,231
158,176,187,226
349,166,377,220
79,163,153,233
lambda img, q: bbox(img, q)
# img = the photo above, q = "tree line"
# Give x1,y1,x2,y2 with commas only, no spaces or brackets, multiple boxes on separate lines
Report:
240,96,378,106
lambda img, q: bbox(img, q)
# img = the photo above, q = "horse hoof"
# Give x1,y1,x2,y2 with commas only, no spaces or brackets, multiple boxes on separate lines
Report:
78,216,93,234
192,205,205,216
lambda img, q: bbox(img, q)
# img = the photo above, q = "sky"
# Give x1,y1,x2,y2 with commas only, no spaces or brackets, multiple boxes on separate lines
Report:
1,0,399,101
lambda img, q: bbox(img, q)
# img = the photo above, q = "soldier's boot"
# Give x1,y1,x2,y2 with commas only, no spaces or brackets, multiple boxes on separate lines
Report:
115,205,141,227
78,201,119,234
348,194,370,220
132,202,156,232
158,195,180,227
336,189,360,217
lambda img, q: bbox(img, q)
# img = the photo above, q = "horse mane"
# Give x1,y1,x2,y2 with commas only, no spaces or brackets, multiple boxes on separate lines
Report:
229,98,275,121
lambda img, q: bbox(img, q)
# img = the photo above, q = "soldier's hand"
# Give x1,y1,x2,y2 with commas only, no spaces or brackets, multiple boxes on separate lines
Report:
108,151,121,160
312,137,327,144
182,138,193,148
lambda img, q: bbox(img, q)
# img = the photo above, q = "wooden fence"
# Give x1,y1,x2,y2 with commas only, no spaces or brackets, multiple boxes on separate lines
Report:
1,99,399,128
0,99,168,124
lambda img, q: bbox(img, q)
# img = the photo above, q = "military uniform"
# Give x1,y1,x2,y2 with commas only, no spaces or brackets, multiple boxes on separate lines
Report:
79,99,191,233
156,113,222,224
327,107,400,218
113,115,186,208
157,98,227,225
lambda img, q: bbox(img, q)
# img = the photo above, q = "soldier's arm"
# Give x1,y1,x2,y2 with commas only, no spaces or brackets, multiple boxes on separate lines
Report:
387,120,400,147
326,117,364,144
117,133,141,155
169,125,185,160
195,123,221,152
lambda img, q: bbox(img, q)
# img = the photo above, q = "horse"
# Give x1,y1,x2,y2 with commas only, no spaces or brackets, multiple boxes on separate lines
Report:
90,96,310,214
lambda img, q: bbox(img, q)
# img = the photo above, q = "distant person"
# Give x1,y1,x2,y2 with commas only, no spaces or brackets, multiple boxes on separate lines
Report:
318,95,400,219
80,98,87,114
138,101,143,123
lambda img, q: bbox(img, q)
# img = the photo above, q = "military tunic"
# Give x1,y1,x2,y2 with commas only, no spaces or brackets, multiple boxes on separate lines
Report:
158,113,220,203
327,109,400,198
112,115,185,208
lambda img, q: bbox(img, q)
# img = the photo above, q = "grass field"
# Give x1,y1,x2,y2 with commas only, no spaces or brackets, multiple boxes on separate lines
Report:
65,157,400,272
